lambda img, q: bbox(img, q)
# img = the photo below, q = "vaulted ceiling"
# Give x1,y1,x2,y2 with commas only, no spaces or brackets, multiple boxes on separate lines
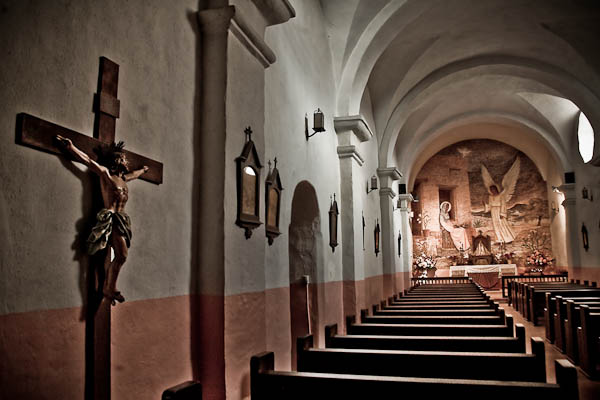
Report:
320,0,600,184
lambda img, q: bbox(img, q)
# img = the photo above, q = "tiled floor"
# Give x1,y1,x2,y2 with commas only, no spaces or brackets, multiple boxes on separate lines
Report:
488,290,599,400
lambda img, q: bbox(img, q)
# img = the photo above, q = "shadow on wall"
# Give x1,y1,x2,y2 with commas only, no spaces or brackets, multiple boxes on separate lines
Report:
289,181,320,370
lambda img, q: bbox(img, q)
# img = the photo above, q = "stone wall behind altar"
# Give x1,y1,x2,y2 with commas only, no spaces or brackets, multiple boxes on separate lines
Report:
411,139,554,274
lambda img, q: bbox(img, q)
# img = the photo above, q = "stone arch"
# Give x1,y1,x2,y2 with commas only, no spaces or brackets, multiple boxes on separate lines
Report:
400,112,570,188
288,180,321,369
379,56,600,168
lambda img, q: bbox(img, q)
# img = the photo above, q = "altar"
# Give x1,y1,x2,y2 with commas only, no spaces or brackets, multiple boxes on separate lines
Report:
450,264,517,290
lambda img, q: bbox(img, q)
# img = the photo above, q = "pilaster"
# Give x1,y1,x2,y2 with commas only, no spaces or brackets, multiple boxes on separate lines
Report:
560,183,581,268
397,193,414,291
334,115,371,320
377,167,402,296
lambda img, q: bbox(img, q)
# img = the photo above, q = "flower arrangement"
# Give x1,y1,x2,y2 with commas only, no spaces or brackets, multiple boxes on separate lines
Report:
413,242,437,269
494,251,515,264
414,252,437,269
522,230,553,270
526,249,553,267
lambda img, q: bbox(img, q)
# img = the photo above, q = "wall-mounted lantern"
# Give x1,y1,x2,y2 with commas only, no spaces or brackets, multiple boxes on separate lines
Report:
328,194,339,252
397,230,402,257
582,186,593,201
235,127,263,239
305,108,326,140
265,158,283,245
550,201,558,215
582,222,589,252
374,219,380,257
366,175,378,194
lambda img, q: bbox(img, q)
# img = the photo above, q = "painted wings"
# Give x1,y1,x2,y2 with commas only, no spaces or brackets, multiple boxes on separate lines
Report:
501,157,520,204
480,164,497,195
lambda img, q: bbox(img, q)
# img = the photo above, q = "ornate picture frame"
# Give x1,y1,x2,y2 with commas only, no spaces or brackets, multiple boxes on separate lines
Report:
265,158,283,245
374,219,380,257
235,127,262,239
329,194,339,252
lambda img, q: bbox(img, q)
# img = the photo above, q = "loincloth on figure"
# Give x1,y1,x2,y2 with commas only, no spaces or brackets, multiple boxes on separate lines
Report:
87,208,132,255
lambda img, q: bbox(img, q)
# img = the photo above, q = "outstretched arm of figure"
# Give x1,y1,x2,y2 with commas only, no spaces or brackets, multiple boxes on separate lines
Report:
55,135,108,176
124,166,149,181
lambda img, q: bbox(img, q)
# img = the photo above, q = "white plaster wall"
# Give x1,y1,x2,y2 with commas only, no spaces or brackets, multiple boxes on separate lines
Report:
263,0,343,290
571,132,600,270
0,0,197,314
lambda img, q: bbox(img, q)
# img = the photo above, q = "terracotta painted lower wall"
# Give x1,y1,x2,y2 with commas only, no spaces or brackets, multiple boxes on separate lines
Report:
569,266,600,286
1,295,194,400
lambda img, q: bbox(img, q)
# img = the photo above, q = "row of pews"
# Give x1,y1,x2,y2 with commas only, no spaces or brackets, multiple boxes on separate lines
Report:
251,282,580,399
510,277,600,379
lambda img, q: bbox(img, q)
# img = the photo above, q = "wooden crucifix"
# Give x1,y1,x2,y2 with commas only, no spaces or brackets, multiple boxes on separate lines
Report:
16,57,163,400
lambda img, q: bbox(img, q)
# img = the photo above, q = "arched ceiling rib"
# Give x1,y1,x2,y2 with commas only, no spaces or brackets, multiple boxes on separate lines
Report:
325,0,600,169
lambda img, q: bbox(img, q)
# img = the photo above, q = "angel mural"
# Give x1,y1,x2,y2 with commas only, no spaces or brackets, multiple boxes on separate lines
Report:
480,157,520,243
439,201,470,251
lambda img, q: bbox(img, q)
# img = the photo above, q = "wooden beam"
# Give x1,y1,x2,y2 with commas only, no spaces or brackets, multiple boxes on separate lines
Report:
17,113,163,184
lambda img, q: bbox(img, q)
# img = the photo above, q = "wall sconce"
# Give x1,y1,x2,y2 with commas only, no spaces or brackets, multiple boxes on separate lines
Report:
366,175,378,194
582,186,593,201
551,201,558,215
305,108,326,140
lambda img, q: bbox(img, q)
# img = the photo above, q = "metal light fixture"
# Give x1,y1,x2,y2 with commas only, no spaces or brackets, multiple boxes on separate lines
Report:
305,108,326,140
366,175,378,194
550,201,558,215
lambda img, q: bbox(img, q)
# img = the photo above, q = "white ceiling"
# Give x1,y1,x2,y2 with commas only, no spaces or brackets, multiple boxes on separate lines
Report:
319,0,600,178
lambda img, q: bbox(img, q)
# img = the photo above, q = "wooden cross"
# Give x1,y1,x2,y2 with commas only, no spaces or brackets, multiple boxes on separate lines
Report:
16,57,163,400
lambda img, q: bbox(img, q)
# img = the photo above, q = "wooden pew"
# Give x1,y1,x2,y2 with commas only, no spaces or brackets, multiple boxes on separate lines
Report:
298,334,546,382
565,300,600,364
161,381,202,400
251,352,579,400
374,307,498,316
503,273,568,302
514,282,576,313
545,295,600,346
528,287,600,325
346,315,514,337
325,323,526,353
518,282,579,317
577,305,600,378
360,311,506,325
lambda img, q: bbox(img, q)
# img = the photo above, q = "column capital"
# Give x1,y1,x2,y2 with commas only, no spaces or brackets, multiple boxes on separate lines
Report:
397,193,414,210
198,6,277,68
377,167,402,181
197,6,235,34
379,187,397,199
252,0,296,26
559,183,577,207
337,145,364,166
334,115,373,143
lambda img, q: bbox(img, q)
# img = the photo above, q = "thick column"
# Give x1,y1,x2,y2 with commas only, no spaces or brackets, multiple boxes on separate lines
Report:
397,193,414,291
196,4,294,399
560,183,581,268
377,168,402,297
334,116,372,321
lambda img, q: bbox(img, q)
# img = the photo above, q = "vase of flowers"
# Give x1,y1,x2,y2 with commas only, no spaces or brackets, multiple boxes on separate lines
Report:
413,242,437,277
523,231,553,273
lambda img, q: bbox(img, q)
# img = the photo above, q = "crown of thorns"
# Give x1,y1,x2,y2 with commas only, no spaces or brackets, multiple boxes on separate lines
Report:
94,141,126,166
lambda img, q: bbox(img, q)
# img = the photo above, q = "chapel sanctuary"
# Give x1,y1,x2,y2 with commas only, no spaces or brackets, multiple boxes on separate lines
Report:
2,0,600,399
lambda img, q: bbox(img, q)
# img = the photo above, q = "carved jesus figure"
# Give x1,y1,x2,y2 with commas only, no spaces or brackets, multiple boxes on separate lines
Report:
480,157,520,244
56,135,148,305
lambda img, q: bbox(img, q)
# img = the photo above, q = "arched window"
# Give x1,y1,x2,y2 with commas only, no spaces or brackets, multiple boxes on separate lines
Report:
577,112,594,163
